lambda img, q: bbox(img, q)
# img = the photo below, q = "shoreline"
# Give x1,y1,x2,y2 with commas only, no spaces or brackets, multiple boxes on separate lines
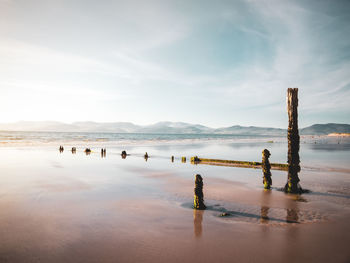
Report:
0,145,349,262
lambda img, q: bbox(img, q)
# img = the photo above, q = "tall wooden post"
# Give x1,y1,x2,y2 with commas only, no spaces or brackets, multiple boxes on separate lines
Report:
284,88,302,193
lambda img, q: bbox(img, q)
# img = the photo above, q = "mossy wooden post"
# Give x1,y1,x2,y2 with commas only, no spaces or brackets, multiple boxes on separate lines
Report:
194,174,206,210
262,149,272,189
284,88,302,193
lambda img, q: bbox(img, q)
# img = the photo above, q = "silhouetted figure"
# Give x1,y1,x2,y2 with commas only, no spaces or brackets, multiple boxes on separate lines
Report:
262,149,272,189
121,150,127,159
71,147,76,154
194,174,206,210
101,148,106,158
171,156,174,162
84,148,91,155
59,146,64,153
144,152,148,161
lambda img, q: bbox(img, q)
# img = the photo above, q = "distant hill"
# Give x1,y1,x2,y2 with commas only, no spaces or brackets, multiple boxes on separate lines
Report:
0,121,349,135
214,125,284,136
300,123,350,135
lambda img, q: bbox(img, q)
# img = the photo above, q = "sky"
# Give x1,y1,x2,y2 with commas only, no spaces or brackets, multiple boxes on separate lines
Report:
0,0,349,128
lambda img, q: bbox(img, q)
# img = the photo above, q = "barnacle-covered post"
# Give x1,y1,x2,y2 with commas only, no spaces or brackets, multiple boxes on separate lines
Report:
262,149,272,189
284,88,302,193
194,174,206,210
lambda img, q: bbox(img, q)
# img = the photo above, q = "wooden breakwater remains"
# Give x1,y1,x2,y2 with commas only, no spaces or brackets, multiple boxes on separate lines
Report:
190,156,288,171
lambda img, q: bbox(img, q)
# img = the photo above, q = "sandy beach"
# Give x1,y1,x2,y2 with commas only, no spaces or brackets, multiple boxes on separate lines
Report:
0,137,349,263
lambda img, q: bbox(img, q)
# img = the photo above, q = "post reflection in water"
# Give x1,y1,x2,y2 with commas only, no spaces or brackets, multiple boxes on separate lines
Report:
286,197,299,223
193,209,204,238
260,189,272,224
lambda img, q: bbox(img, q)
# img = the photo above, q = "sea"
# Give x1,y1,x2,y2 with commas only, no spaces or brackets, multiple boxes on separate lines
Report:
0,130,349,171
0,130,350,262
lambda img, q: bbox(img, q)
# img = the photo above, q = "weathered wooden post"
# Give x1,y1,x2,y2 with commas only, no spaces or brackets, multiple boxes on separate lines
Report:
194,174,206,210
284,88,302,193
84,148,91,155
262,149,272,189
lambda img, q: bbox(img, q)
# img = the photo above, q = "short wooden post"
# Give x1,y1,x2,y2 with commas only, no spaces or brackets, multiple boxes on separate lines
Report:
262,149,272,189
194,174,206,210
284,88,302,193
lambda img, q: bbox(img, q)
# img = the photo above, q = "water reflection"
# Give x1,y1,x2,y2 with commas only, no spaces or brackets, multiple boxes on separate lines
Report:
260,189,271,224
286,196,299,223
286,209,299,223
121,150,127,159
193,209,204,238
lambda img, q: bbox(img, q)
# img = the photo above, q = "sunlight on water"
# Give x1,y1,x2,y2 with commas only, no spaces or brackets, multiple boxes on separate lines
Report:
0,136,349,262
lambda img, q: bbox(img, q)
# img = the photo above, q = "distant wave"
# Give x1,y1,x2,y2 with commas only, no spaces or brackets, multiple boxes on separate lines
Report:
0,131,287,147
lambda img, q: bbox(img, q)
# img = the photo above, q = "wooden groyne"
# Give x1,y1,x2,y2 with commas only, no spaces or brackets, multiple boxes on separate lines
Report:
190,157,288,171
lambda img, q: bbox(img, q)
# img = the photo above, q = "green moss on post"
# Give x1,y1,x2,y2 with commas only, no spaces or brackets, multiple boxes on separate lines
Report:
284,88,302,194
194,174,206,210
190,157,288,171
262,149,272,189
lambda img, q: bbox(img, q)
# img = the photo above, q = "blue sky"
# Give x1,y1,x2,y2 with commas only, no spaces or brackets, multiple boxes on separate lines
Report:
0,0,349,128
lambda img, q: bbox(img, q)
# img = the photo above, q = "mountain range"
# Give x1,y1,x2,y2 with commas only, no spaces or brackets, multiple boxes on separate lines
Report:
0,121,349,135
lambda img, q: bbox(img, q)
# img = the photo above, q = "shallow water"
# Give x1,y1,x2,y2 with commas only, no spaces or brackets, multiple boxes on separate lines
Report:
0,137,349,262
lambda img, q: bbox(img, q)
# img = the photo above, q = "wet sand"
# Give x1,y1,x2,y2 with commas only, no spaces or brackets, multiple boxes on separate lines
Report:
0,143,349,263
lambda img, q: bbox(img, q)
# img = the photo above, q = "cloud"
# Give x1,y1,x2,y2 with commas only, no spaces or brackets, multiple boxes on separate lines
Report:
0,0,349,126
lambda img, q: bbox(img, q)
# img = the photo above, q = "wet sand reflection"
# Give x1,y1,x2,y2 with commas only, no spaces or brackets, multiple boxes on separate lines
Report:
286,196,299,223
260,190,272,224
193,209,204,238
